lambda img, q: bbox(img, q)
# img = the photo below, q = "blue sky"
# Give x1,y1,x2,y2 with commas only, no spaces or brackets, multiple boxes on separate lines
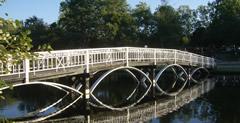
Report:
0,0,213,24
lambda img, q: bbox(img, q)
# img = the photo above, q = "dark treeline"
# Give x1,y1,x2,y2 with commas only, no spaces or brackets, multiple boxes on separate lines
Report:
23,0,240,56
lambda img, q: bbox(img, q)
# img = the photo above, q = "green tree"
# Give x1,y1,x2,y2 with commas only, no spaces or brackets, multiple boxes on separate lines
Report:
195,5,212,29
24,16,51,50
0,18,33,67
48,22,65,50
59,0,136,48
132,2,154,46
0,0,33,101
151,5,182,48
178,5,196,36
189,5,213,47
205,0,240,47
178,5,213,47
93,0,136,47
191,27,208,47
59,0,99,48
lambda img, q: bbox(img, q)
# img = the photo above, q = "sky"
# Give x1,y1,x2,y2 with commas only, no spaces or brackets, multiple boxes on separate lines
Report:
0,0,213,24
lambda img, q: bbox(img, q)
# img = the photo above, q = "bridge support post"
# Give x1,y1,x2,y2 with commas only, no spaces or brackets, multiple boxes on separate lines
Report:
83,71,91,122
126,47,129,66
187,64,190,80
83,49,91,122
187,64,191,86
23,59,30,83
150,67,156,98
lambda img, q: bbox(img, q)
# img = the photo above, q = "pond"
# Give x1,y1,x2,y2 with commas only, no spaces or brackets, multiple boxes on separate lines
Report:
0,75,239,123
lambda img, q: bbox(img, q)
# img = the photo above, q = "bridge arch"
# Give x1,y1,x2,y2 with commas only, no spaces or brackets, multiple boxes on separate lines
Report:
90,66,152,110
190,67,209,84
154,64,188,96
0,82,83,122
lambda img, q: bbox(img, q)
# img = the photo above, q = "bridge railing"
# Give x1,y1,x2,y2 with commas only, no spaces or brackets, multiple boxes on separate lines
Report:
88,47,126,65
0,61,25,76
31,49,86,72
0,47,215,78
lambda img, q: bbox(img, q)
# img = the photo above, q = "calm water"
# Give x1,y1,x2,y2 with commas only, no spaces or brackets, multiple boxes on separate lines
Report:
152,86,240,123
0,75,240,122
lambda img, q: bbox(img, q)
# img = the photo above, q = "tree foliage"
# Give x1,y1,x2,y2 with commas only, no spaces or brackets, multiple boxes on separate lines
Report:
0,1,33,92
188,0,240,48
59,0,137,48
195,5,212,28
178,5,196,36
132,2,154,46
0,18,33,64
1,0,238,54
24,16,52,51
95,0,136,46
0,0,5,5
207,0,240,47
151,5,182,48
59,0,98,48
54,0,224,49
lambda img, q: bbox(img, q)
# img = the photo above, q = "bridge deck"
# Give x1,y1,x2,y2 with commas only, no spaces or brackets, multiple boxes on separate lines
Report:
0,47,215,83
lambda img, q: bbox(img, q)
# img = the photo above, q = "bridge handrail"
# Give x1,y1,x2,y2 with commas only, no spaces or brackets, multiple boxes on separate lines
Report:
0,47,215,79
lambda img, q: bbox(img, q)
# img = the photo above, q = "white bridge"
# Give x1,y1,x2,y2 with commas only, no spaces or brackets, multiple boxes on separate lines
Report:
0,47,216,122
0,47,215,83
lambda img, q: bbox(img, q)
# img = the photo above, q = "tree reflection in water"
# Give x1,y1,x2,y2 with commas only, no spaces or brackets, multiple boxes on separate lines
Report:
207,87,240,123
149,86,240,123
149,99,217,123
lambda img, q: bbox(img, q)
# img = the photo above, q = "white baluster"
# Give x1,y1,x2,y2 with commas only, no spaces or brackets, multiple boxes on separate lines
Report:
24,59,30,83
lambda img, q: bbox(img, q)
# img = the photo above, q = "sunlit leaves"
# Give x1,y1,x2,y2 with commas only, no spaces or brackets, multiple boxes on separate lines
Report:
0,17,34,100
0,17,34,71
37,43,53,52
181,36,189,45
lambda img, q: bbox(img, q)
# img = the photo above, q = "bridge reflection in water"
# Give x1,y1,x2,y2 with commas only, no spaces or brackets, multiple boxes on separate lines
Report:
44,79,215,123
91,80,215,123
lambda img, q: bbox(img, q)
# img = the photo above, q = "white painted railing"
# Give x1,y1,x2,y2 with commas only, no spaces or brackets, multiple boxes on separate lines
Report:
0,47,215,79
